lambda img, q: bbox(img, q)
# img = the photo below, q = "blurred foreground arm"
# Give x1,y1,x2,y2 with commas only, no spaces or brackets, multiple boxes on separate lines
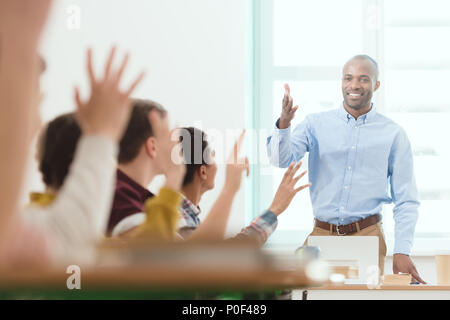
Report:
0,0,52,242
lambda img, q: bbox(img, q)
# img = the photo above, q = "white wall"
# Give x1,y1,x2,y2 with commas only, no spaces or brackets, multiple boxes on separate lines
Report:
29,0,249,236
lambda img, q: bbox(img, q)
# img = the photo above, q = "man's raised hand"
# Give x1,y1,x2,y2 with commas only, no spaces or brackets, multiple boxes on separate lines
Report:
279,83,299,129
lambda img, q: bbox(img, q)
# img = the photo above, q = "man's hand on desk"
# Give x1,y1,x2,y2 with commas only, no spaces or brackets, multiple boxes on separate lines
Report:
279,83,299,129
393,253,426,284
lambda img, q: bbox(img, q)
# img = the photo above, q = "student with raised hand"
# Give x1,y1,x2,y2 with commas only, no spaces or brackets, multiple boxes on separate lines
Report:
33,100,187,243
108,126,251,240
0,0,53,265
107,100,168,237
184,130,250,241
178,128,311,245
33,109,186,243
130,110,187,241
31,113,81,207
110,122,310,243
24,46,146,262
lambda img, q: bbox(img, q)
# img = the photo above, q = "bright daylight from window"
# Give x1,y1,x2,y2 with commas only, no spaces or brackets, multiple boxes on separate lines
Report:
257,0,450,253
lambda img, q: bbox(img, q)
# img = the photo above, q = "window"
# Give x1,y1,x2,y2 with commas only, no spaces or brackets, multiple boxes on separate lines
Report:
253,0,450,254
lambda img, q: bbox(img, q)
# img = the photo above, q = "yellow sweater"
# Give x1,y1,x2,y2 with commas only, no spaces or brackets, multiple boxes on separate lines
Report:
28,187,182,242
133,187,182,241
28,192,56,207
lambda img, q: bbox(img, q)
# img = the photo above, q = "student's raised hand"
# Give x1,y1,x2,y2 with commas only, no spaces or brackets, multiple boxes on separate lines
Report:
279,83,299,129
148,111,186,191
0,0,53,49
223,130,249,194
269,161,311,216
75,47,145,142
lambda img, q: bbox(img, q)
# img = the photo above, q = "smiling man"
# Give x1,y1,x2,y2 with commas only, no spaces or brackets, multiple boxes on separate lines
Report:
267,55,424,283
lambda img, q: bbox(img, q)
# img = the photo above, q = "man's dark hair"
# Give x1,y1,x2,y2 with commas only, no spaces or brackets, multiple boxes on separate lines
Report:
118,99,165,164
38,112,82,190
179,127,212,186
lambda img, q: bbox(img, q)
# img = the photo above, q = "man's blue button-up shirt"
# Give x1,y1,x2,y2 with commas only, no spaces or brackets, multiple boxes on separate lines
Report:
266,104,420,254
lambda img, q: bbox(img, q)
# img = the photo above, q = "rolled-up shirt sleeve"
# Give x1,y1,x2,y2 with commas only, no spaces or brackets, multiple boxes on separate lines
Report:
231,210,278,246
389,129,420,255
266,118,311,168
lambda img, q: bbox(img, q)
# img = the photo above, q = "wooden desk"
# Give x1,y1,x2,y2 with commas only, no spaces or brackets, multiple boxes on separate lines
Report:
296,284,450,300
0,241,323,299
0,265,317,300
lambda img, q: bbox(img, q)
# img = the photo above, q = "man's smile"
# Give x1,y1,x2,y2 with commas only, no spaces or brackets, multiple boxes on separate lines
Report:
346,92,364,101
347,92,363,97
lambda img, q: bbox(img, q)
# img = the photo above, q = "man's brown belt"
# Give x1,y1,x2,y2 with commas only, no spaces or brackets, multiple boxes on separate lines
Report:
314,214,381,236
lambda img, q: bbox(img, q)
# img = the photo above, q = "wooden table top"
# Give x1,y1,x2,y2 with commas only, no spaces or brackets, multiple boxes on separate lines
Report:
0,265,317,291
306,284,450,291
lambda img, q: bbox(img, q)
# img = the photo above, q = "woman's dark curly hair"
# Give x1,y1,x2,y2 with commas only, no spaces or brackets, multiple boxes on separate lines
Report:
37,112,81,190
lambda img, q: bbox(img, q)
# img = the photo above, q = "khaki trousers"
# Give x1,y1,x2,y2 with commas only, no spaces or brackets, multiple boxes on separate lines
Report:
303,222,387,275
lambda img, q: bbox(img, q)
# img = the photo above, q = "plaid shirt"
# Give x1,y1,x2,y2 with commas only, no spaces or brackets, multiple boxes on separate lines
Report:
232,210,278,246
178,197,201,239
178,196,278,245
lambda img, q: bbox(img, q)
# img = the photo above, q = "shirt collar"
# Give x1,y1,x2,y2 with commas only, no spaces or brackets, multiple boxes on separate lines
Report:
116,169,153,201
338,102,377,124
182,196,201,216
